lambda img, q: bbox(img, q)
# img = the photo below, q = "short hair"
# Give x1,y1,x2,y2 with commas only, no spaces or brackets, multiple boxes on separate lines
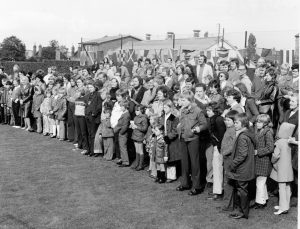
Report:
145,76,154,83
266,67,277,78
132,76,143,86
208,79,221,93
206,101,224,116
135,104,146,114
176,65,185,74
145,58,151,64
155,75,165,85
234,113,249,128
185,77,194,84
119,100,129,109
200,55,207,63
218,71,229,80
180,90,194,103
116,88,129,99
64,73,71,82
195,83,206,91
226,89,241,103
157,86,169,98
55,78,64,87
259,64,268,69
256,114,273,128
162,67,170,76
225,110,238,120
103,107,112,115
230,58,239,68
219,60,229,66
291,63,299,71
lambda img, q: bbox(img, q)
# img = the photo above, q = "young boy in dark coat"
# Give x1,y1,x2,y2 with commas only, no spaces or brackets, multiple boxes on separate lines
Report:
227,113,255,219
114,101,131,167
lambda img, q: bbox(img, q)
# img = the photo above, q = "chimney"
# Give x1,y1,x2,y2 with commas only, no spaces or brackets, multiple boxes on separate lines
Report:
193,30,200,38
38,45,42,57
78,45,82,53
167,32,174,40
295,33,299,63
33,44,37,56
145,34,151,40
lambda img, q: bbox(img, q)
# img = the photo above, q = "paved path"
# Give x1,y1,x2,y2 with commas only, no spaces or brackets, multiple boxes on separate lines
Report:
0,125,297,229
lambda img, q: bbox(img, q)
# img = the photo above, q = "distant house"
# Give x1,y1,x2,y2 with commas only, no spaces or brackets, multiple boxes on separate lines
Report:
80,35,142,65
120,31,244,64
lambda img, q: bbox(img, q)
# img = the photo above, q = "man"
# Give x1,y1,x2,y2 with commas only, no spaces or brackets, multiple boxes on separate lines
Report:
251,64,267,99
238,65,252,95
152,58,160,76
291,63,299,93
228,58,240,85
193,55,213,85
129,76,147,118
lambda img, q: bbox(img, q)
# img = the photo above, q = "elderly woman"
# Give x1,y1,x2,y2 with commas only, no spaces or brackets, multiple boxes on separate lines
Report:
256,67,279,128
20,75,34,131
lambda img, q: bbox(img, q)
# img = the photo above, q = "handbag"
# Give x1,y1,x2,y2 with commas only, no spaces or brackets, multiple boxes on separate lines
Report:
258,104,271,114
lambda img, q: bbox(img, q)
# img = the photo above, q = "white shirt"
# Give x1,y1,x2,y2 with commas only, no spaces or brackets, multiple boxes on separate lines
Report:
164,113,171,135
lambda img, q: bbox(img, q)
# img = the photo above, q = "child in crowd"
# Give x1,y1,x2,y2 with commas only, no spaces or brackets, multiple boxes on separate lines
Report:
31,86,44,133
221,110,238,210
99,108,114,161
251,114,274,209
161,100,180,182
11,78,21,128
227,113,255,219
114,100,131,167
153,124,168,183
40,89,52,136
130,105,148,171
49,88,58,138
6,85,13,125
50,88,67,140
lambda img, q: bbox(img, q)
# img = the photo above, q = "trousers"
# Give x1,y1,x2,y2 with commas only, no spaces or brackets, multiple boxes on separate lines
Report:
119,134,129,165
255,176,268,204
205,145,214,183
278,182,291,211
85,116,99,154
212,146,223,194
235,180,250,218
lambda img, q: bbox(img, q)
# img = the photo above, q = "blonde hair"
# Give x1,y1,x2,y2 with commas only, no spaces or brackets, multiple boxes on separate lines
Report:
256,114,273,128
163,99,174,109
179,90,194,103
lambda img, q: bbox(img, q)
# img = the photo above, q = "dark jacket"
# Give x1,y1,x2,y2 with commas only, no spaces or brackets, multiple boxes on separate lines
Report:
208,115,226,151
255,127,274,176
84,91,102,123
114,111,131,135
178,104,208,142
129,86,147,117
245,97,259,124
259,81,279,105
131,114,148,142
161,114,181,162
228,129,256,181
99,118,114,138
153,135,168,164
20,84,34,104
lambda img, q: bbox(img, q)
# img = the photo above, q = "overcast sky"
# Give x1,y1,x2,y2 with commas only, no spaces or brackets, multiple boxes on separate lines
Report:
1,0,299,51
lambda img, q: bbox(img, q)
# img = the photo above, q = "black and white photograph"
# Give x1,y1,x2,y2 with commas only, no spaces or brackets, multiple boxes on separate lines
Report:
0,0,298,228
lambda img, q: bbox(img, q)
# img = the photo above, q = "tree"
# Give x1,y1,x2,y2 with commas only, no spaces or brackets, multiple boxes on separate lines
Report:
0,36,26,61
246,33,256,61
49,40,59,48
41,46,56,60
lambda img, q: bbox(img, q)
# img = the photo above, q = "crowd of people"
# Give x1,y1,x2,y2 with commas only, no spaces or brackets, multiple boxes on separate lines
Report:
0,55,298,220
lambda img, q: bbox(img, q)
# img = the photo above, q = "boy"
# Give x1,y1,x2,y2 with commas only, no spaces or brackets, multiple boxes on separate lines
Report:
227,113,255,219
114,100,131,167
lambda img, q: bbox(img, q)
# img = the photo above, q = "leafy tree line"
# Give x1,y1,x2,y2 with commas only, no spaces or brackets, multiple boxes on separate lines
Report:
0,36,69,62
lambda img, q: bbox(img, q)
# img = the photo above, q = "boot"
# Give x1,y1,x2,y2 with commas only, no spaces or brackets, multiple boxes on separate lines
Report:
155,171,160,183
158,171,166,183
135,154,144,171
131,154,140,170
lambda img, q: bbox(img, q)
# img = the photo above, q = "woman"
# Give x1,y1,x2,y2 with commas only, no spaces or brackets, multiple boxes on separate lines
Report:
219,71,233,93
256,67,279,128
235,83,259,126
66,77,78,142
109,78,120,103
151,86,168,116
176,65,185,86
207,79,222,103
20,75,34,131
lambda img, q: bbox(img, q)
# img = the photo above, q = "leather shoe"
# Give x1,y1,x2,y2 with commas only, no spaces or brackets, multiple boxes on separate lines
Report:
118,164,129,167
188,189,203,196
274,210,288,215
116,160,122,165
176,185,189,191
93,154,101,157
229,213,247,219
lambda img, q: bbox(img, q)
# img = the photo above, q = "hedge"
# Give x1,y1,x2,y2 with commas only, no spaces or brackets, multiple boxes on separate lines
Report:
1,60,80,75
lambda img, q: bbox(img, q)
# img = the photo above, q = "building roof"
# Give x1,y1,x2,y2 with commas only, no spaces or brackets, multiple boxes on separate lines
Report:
82,35,142,45
122,37,221,50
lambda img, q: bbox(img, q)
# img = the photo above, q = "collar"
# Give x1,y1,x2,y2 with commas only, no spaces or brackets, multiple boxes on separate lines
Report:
230,101,238,108
240,97,246,107
236,127,247,137
165,112,171,120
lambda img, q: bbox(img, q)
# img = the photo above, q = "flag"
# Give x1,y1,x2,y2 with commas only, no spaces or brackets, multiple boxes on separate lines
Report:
144,50,149,58
127,49,136,63
155,49,162,63
212,56,219,64
217,48,229,58
261,48,271,57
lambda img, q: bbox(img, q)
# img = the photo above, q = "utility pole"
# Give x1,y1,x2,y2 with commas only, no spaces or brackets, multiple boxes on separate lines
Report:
217,23,220,46
221,28,224,48
172,33,175,49
244,31,248,48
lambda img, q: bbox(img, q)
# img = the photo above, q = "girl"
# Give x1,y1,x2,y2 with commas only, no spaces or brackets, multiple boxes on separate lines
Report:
153,124,168,183
131,105,148,171
99,108,114,161
20,75,34,131
31,86,44,133
49,88,59,138
40,89,52,136
207,80,222,103
50,88,67,140
252,114,274,209
162,100,180,182
206,102,226,201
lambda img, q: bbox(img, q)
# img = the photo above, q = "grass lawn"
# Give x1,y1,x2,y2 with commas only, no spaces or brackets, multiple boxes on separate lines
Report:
0,125,297,229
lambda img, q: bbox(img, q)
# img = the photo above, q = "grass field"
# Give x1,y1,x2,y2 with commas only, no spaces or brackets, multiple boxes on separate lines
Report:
0,125,297,229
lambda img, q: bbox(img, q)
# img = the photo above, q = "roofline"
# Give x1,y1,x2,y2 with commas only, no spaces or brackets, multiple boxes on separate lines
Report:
80,35,142,45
